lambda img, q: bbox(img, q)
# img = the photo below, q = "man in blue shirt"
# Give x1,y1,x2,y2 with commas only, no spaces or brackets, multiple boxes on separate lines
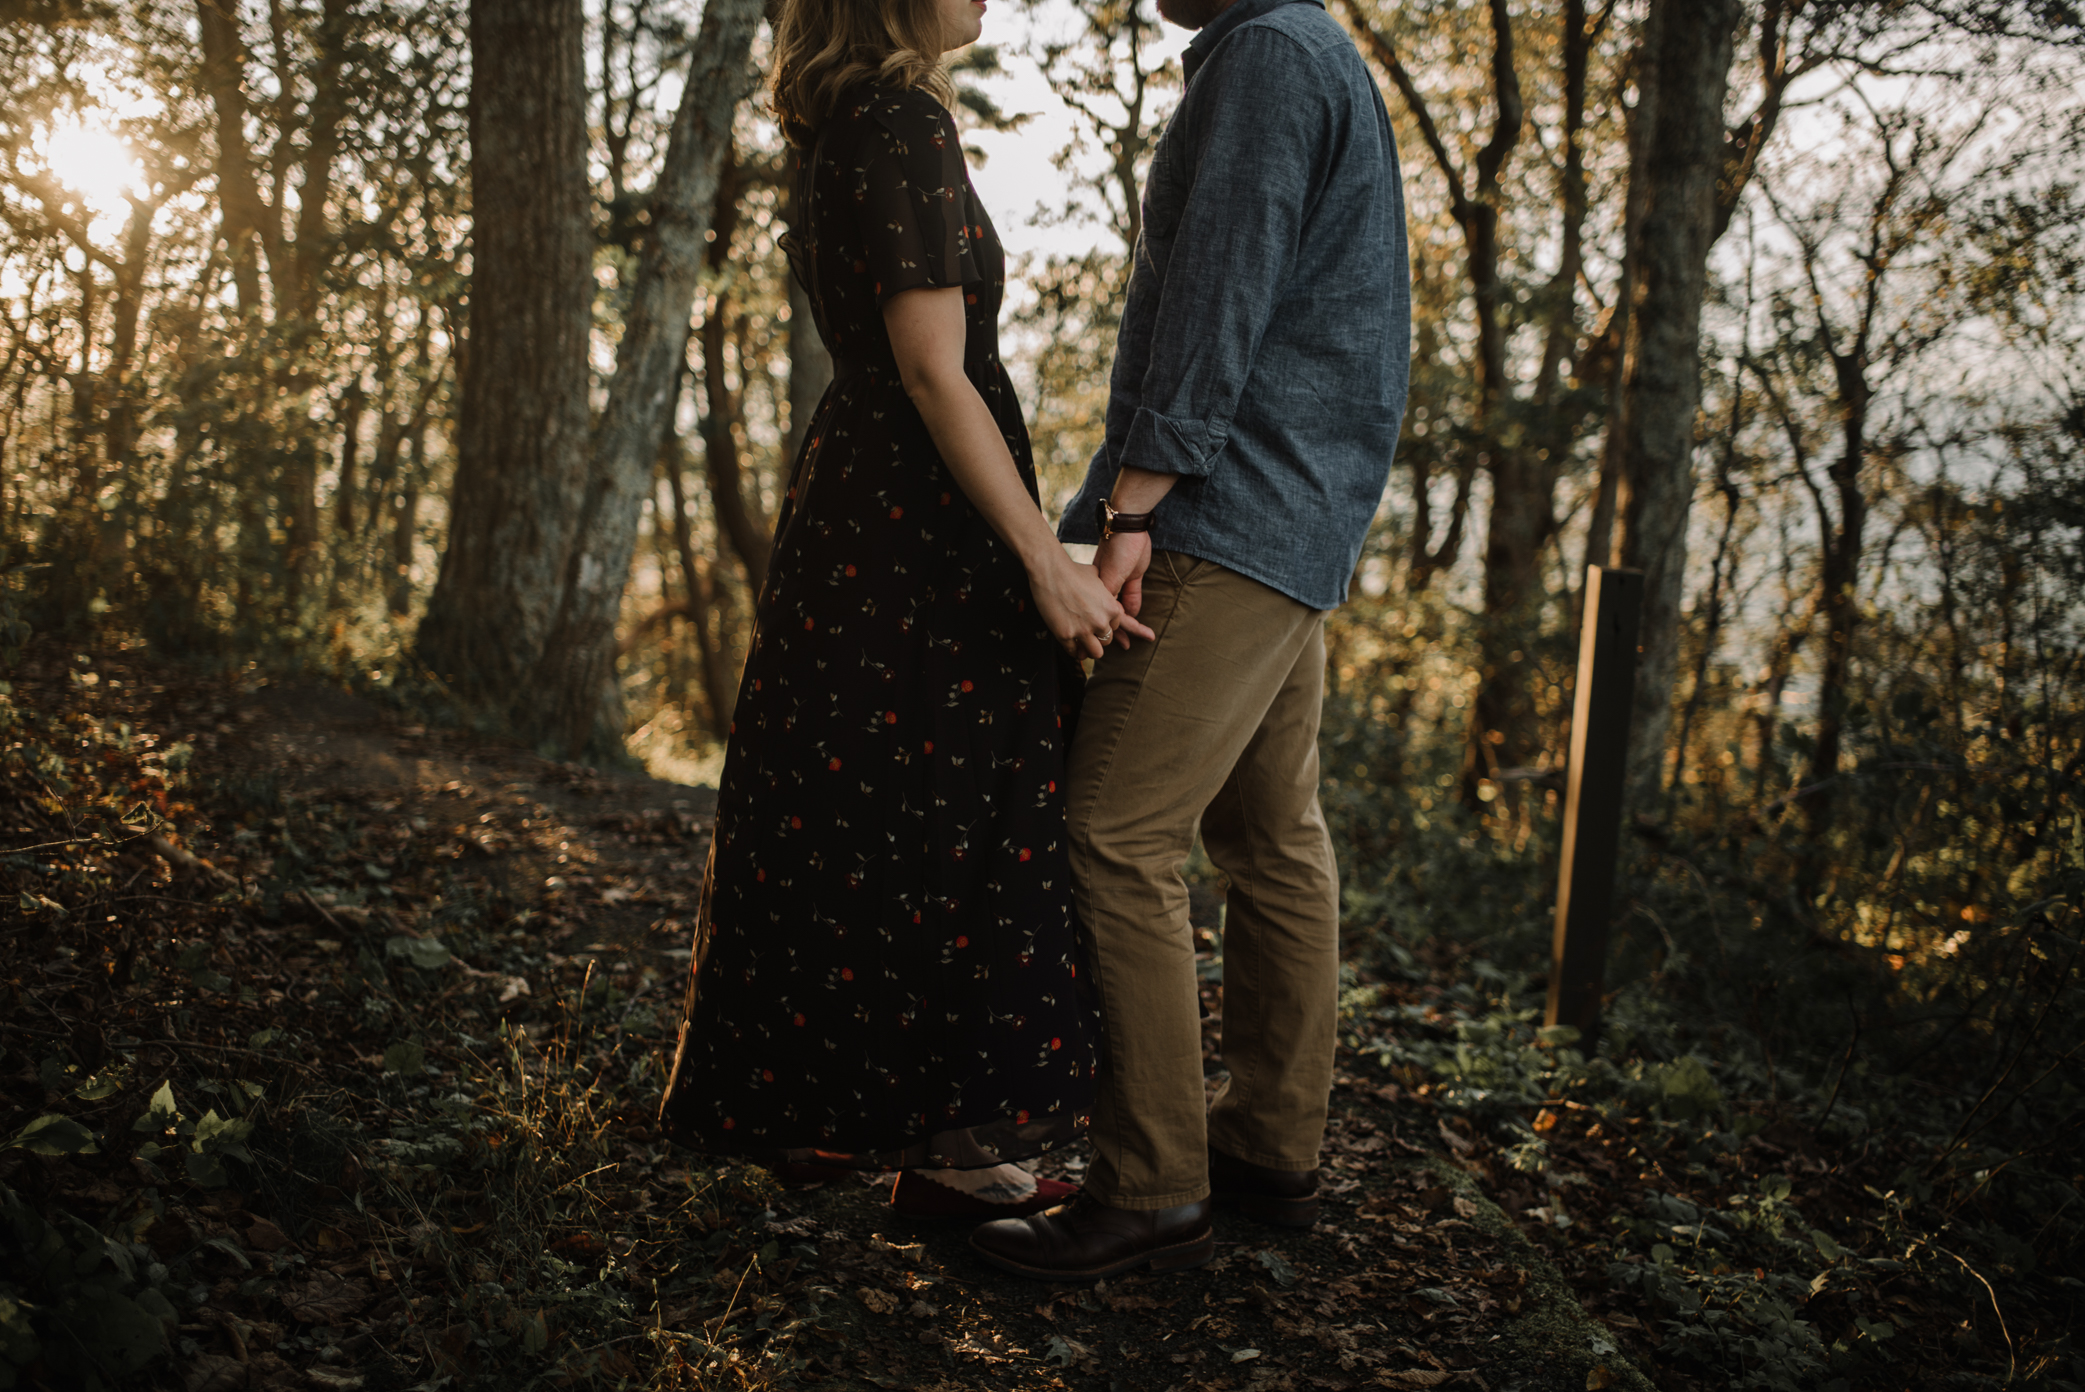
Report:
971,0,1409,1280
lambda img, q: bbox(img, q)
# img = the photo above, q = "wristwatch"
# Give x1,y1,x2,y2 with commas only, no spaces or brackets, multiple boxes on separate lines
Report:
1096,497,1157,541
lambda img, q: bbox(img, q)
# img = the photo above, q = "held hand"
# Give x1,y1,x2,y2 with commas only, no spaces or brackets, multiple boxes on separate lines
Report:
1030,551,1158,660
1094,532,1154,649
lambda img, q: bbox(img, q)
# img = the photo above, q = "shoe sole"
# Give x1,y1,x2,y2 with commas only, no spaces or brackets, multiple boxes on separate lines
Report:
967,1229,1216,1282
1213,1192,1320,1228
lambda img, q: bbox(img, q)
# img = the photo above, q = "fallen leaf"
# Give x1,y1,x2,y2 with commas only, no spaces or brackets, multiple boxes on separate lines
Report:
183,1354,248,1392
1379,1372,1454,1388
279,1271,371,1323
245,1217,292,1252
1256,1248,1300,1288
1586,1367,1614,1390
1044,1334,1092,1367
857,1287,899,1315
306,1371,365,1390
1453,1196,1479,1220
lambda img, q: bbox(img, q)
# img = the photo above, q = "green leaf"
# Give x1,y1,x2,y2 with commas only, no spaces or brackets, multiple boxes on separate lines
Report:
382,1041,427,1075
246,1030,278,1049
0,1291,41,1369
64,1289,168,1377
74,1065,128,1102
7,1115,98,1157
191,1111,254,1163
1535,1024,1582,1046
1811,1227,1847,1261
184,1150,229,1188
521,1310,549,1354
133,1081,180,1133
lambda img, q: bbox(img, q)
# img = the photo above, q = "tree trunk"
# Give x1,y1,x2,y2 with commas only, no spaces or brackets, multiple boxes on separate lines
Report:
702,301,771,599
523,0,764,759
664,432,739,739
195,0,274,319
1610,0,1742,816
413,0,595,720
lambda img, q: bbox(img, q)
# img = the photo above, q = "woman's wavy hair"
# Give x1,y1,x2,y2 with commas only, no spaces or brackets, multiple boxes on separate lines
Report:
771,0,957,146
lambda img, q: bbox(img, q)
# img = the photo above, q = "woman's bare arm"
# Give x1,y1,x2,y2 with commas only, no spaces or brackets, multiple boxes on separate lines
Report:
884,286,1154,659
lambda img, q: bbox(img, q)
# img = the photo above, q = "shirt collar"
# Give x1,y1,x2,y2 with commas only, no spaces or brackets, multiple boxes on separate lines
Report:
1183,0,1322,84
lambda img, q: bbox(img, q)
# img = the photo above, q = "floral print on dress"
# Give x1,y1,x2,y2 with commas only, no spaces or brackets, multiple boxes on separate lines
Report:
657,86,1097,1168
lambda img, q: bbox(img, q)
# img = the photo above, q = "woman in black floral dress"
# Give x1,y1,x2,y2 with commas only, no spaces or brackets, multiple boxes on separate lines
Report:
658,0,1150,1217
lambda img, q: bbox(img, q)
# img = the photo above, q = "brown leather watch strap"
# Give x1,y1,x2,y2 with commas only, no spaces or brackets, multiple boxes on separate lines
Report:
1097,498,1156,540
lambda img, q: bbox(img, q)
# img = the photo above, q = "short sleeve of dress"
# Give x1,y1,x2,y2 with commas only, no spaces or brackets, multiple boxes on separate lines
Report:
850,88,983,303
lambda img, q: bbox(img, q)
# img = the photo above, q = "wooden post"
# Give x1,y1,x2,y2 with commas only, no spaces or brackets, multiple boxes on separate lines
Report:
1546,566,1643,1045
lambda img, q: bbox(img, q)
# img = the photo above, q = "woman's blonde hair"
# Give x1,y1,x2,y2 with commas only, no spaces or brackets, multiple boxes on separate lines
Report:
771,0,958,146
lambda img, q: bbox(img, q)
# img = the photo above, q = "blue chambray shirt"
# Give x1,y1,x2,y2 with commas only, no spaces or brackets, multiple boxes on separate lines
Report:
1057,0,1410,612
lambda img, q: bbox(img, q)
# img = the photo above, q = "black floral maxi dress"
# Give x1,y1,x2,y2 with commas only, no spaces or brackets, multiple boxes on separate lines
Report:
657,86,1097,1167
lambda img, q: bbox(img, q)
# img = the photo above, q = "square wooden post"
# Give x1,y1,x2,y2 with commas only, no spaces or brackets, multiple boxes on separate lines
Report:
1545,565,1643,1046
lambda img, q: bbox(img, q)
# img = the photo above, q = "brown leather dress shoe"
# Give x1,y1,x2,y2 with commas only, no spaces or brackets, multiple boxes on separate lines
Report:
970,1194,1215,1281
1209,1148,1320,1228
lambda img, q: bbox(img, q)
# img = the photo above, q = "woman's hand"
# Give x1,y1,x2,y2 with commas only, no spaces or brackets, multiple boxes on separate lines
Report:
1028,549,1156,660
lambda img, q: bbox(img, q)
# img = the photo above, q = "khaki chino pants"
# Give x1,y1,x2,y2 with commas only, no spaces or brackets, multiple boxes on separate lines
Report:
1067,551,1340,1209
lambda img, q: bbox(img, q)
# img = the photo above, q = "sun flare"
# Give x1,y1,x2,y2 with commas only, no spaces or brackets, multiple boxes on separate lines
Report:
38,119,143,219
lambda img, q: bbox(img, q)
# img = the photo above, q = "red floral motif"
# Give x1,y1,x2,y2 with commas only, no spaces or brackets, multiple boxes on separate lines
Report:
884,711,897,724
1018,848,1032,862
889,505,903,519
841,967,854,981
761,1070,774,1082
790,816,801,828
793,1013,806,1027
828,757,842,770
924,740,934,754
954,935,969,948
960,680,974,693
845,564,857,576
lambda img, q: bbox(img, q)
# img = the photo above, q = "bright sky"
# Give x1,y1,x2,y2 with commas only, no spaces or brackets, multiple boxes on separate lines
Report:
960,2,1195,263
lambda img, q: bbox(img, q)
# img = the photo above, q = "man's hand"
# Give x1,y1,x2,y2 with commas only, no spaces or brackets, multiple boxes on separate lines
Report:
1095,531,1153,649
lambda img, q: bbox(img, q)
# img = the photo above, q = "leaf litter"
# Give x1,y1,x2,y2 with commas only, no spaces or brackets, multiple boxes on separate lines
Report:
13,642,2029,1391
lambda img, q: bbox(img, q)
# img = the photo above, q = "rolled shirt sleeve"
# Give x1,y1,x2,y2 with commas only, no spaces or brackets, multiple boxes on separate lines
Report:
1112,31,1333,480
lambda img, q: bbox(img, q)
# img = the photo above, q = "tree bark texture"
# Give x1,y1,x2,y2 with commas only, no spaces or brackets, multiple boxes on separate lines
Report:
414,0,594,719
524,0,765,758
1610,0,1742,814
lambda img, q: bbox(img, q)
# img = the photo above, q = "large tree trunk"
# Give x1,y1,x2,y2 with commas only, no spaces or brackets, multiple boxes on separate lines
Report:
195,0,275,319
524,0,765,759
1609,0,1743,814
414,0,595,719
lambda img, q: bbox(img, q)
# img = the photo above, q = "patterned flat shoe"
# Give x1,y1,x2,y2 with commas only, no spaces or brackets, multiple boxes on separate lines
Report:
889,1171,1077,1222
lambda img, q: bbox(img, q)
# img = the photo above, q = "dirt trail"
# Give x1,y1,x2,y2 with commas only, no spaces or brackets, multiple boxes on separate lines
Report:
3,654,1647,1392
225,680,1636,1392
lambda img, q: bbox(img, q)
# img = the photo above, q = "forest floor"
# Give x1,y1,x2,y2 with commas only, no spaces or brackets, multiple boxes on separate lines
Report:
4,642,2056,1392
